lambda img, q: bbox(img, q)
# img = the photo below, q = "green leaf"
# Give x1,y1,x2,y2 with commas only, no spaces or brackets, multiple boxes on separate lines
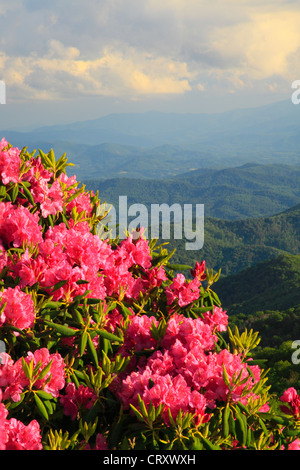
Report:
43,301,63,309
165,263,193,270
223,405,230,438
22,357,32,380
35,390,54,400
87,335,98,367
86,298,101,305
43,400,54,415
11,184,19,203
20,182,35,205
73,308,84,324
44,320,79,337
201,436,221,450
235,412,247,447
258,417,268,436
34,393,49,420
0,185,6,197
37,360,53,380
222,364,231,387
65,187,84,204
118,303,132,319
105,302,117,314
137,394,148,420
229,411,236,435
79,331,88,356
257,413,291,426
190,437,203,450
129,404,144,422
49,148,56,166
96,328,123,343
236,401,250,415
51,279,68,291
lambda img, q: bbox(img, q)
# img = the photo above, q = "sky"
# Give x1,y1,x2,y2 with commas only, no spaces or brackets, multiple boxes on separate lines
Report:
0,0,299,130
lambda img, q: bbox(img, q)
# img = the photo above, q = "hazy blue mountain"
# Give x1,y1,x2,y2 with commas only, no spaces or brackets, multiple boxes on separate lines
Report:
6,99,299,148
1,99,299,180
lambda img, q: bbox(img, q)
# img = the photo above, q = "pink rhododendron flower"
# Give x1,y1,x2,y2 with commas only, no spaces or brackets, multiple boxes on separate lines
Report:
165,273,200,307
0,286,35,330
0,137,9,151
82,433,108,450
288,438,300,450
24,349,66,397
39,178,64,218
0,141,21,185
280,387,300,418
4,418,43,450
22,155,53,186
161,314,217,352
60,382,97,420
115,313,266,423
0,349,65,401
0,388,42,450
0,202,43,248
0,390,8,450
104,305,130,333
191,260,206,281
12,249,49,288
281,387,298,403
58,173,93,216
120,231,152,269
143,265,168,290
0,353,18,388
123,315,158,352
202,306,228,332
118,367,210,426
0,242,7,275
94,433,108,450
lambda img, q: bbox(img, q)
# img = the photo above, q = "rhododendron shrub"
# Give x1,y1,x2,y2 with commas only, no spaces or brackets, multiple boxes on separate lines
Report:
0,138,299,450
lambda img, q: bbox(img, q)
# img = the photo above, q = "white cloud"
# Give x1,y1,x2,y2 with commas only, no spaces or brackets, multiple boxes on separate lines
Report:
0,42,193,101
0,1,299,103
209,10,300,80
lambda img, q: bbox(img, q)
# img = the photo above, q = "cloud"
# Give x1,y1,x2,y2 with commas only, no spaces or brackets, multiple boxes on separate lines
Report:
0,1,299,103
209,10,300,80
0,41,192,101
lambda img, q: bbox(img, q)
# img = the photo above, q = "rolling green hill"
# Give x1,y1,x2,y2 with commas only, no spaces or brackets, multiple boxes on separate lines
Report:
213,253,300,316
158,203,300,276
219,254,300,396
84,163,300,221
226,300,300,395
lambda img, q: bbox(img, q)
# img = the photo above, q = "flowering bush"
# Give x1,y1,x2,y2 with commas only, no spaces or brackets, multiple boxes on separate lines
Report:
0,137,299,450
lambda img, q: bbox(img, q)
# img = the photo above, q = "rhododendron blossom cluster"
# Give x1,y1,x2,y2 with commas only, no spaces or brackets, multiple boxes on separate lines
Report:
0,393,42,450
113,313,264,426
0,286,35,330
0,138,298,451
280,387,300,419
0,348,65,402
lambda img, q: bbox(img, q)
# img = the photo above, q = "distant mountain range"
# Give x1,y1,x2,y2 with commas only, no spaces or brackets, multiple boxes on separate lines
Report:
1,99,299,180
83,162,300,221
